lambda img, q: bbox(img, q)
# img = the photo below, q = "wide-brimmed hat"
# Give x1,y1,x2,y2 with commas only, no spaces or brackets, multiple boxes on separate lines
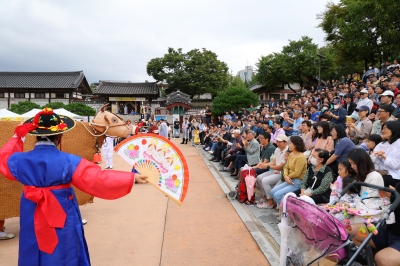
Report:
15,108,75,137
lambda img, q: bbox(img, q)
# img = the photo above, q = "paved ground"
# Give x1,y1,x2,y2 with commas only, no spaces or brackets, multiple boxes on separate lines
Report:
0,138,271,266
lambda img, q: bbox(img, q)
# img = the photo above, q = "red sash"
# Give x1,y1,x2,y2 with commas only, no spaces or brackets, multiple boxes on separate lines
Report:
24,183,71,254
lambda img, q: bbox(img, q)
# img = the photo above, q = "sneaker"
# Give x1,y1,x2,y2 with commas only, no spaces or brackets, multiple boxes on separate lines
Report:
208,151,213,154
82,219,88,225
0,232,14,240
205,147,210,151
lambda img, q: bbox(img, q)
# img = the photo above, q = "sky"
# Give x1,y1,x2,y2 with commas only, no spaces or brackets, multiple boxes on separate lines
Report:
0,0,337,84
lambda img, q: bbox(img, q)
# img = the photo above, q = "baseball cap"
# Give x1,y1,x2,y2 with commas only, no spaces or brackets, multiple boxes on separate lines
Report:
275,134,288,142
360,89,368,94
380,90,394,97
333,99,341,105
350,113,360,121
265,114,270,118
355,106,369,112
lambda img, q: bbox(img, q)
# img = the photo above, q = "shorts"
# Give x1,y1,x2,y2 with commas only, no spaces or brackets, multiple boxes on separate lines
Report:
372,226,400,252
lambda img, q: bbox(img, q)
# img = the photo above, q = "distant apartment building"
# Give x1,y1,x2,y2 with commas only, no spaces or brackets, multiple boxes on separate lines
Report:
237,66,254,82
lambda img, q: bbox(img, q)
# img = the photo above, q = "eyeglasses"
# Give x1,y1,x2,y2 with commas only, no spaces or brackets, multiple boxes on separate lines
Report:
377,110,389,113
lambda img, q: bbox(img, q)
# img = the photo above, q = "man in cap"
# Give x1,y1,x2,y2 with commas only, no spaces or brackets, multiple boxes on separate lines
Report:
255,134,289,209
0,108,148,265
327,99,347,127
379,90,395,108
354,88,373,114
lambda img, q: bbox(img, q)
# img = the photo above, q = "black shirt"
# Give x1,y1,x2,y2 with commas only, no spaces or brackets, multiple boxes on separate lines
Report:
205,109,212,118
173,121,180,129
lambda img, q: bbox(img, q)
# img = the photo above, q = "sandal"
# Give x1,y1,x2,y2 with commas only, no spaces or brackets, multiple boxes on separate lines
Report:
256,198,266,204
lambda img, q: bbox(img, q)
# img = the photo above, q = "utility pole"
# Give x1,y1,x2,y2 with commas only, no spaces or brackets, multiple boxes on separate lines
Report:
317,54,325,84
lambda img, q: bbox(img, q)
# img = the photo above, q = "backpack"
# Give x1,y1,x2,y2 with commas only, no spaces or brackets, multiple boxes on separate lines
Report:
236,168,257,203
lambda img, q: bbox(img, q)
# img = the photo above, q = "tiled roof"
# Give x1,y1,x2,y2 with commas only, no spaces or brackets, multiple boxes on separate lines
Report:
0,71,88,89
95,81,159,95
166,90,192,106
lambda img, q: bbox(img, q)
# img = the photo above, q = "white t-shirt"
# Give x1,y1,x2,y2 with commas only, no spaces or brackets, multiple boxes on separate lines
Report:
102,136,114,150
360,171,384,198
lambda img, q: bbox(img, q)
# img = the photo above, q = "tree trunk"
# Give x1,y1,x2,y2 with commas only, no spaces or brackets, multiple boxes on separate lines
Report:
285,83,297,94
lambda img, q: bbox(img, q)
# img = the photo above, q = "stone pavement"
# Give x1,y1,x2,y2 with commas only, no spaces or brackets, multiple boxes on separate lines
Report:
0,138,272,266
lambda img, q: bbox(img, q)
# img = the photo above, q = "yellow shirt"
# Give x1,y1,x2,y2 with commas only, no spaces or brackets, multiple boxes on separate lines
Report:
283,153,307,179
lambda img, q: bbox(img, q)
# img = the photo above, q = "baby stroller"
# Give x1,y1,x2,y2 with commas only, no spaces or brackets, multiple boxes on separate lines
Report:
279,182,400,266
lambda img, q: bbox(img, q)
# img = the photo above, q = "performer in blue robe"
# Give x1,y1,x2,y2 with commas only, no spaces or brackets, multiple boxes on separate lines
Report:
0,108,148,266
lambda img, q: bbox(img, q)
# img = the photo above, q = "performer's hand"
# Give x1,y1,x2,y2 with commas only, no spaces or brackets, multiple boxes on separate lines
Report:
135,174,148,184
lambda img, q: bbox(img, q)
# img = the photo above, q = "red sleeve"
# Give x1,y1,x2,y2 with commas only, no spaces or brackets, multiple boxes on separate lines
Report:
72,158,135,200
0,137,23,181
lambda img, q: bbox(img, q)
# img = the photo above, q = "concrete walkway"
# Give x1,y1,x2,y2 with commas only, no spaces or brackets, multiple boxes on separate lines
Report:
0,138,270,266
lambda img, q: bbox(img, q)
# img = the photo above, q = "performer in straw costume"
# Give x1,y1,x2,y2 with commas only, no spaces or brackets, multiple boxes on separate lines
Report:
0,108,148,266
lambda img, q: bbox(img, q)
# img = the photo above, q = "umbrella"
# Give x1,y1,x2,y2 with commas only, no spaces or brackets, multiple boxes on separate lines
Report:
279,192,296,266
20,108,42,118
53,108,79,118
245,174,257,202
115,134,189,205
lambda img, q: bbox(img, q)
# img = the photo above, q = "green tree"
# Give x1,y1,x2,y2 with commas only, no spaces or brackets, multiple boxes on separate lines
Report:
255,36,328,92
147,48,229,97
211,86,258,115
64,103,96,116
9,101,41,114
42,102,66,110
317,0,400,67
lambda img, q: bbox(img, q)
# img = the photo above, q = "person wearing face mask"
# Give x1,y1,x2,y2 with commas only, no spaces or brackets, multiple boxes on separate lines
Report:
326,99,347,128
295,148,334,204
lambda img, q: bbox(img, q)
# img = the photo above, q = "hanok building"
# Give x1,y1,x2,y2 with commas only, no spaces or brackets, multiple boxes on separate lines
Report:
94,81,160,115
0,71,91,109
164,90,192,121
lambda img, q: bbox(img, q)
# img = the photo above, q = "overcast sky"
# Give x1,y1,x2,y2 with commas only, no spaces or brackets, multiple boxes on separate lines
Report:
0,0,337,84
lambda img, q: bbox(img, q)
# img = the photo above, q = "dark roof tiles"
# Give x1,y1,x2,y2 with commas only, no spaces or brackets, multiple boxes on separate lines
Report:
0,71,87,89
95,81,159,95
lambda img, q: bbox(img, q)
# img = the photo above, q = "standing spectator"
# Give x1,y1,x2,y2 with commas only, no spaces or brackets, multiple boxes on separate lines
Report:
173,118,180,138
269,98,277,109
371,104,395,135
327,99,347,127
102,136,114,169
126,120,133,136
181,117,189,144
270,136,307,206
204,105,212,124
230,110,237,122
124,104,128,115
223,111,231,121
354,89,373,113
158,118,168,138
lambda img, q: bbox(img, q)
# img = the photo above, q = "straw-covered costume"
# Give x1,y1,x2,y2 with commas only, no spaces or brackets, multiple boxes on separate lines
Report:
0,108,135,266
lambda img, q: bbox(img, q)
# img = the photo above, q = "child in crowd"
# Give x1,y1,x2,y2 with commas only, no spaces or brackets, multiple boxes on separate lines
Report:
193,126,200,146
329,160,353,204
365,134,382,155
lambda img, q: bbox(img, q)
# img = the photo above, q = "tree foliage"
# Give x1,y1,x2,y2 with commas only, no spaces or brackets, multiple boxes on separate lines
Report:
317,0,400,67
211,86,259,115
147,48,229,97
9,101,41,114
64,103,96,116
255,36,334,90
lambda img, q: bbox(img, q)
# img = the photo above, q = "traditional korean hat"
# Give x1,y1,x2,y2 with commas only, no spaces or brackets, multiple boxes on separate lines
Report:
15,108,75,137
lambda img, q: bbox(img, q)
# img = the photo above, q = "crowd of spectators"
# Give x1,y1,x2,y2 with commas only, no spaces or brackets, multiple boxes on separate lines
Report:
197,61,400,264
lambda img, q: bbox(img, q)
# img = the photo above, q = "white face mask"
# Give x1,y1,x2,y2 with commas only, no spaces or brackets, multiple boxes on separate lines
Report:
310,157,319,166
322,107,327,112
334,105,340,110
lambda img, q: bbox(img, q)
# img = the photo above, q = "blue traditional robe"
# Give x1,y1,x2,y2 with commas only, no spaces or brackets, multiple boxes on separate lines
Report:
0,137,135,266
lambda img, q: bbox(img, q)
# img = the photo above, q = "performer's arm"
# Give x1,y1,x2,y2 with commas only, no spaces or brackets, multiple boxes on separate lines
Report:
0,137,23,181
72,158,135,200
